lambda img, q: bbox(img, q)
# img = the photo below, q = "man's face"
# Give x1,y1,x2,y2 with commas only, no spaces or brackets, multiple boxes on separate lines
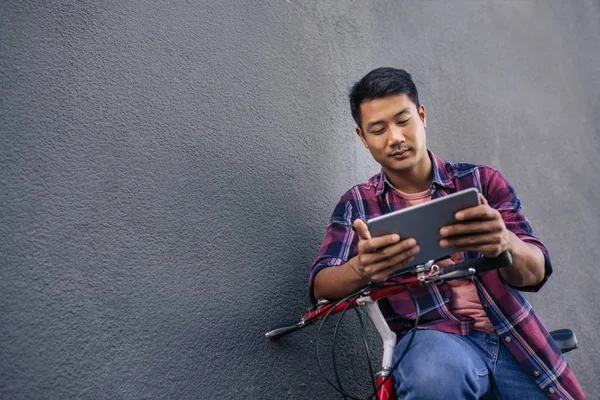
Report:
356,93,428,177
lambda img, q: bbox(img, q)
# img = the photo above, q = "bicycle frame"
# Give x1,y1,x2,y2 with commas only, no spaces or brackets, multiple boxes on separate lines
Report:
267,251,517,399
267,251,578,400
358,294,397,400
266,251,512,340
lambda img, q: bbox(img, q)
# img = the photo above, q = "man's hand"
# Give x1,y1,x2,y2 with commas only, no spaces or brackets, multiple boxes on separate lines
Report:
439,193,546,288
351,219,420,282
439,194,511,257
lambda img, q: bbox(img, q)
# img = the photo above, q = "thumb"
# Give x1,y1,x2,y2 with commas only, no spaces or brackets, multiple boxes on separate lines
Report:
478,193,489,206
353,218,372,241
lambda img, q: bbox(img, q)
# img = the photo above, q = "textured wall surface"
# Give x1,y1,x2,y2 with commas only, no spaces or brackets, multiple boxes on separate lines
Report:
1,1,599,398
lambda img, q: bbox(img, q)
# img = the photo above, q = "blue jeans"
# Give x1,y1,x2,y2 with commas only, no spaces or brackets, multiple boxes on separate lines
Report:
392,330,547,400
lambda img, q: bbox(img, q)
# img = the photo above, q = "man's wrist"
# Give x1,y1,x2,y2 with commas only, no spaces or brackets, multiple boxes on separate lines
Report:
500,231,545,287
506,230,530,263
347,257,371,282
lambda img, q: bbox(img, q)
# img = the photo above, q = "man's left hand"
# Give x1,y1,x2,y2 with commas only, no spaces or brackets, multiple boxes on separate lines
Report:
439,193,511,258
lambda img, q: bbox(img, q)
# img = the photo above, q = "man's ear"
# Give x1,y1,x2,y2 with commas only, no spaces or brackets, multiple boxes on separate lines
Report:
356,126,369,149
418,104,427,128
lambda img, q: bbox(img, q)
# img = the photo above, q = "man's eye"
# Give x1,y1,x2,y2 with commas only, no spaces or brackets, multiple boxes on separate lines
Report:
372,129,385,135
398,118,410,125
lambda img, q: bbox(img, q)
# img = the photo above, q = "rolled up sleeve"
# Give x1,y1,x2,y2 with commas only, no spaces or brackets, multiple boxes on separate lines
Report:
308,195,360,303
482,167,553,292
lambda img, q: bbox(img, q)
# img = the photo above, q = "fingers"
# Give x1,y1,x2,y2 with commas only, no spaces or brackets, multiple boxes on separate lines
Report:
440,228,508,258
449,244,503,258
478,193,488,206
440,219,502,237
440,196,509,256
455,200,495,222
440,232,502,249
353,219,372,241
362,245,420,282
358,233,402,254
353,218,420,282
360,238,418,264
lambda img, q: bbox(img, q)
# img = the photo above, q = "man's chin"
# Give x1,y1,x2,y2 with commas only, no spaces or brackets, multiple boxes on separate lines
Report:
384,162,416,174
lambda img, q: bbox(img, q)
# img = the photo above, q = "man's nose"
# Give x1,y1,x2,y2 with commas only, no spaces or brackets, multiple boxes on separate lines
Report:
388,125,405,145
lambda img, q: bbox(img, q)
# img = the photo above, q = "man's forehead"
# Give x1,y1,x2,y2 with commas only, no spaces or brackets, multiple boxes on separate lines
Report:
360,94,415,124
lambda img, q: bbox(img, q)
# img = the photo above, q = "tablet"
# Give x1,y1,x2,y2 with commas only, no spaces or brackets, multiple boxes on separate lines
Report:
366,188,480,268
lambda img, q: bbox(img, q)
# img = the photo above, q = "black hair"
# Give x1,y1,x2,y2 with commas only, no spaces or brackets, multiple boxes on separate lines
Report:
349,67,420,128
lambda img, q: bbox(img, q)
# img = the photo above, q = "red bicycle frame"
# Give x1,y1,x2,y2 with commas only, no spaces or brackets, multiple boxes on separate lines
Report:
266,252,513,400
266,251,578,399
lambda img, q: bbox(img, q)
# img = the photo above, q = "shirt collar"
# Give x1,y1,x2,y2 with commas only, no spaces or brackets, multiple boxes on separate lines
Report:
375,149,456,196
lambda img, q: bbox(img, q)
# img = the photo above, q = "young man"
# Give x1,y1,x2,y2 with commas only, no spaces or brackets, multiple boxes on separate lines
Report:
309,68,585,399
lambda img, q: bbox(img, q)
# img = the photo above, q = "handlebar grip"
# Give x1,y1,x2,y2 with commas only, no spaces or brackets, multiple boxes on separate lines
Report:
265,321,305,340
474,250,512,273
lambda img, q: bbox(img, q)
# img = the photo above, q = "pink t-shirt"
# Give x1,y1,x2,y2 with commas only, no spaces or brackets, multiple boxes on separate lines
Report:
395,188,495,333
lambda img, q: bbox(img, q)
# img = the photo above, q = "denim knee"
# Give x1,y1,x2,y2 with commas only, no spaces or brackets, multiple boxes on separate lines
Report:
392,331,489,400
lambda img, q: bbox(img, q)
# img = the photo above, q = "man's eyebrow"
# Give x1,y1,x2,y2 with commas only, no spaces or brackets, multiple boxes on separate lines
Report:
365,108,411,131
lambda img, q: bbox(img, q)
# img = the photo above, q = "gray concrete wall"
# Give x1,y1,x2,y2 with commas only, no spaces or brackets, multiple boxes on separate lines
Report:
1,1,598,398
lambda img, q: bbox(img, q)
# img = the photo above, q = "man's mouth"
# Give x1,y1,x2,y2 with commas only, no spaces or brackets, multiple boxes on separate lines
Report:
390,148,409,157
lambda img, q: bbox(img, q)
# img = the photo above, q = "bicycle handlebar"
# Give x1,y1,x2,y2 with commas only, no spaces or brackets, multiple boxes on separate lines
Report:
425,249,512,283
265,321,306,338
265,251,512,340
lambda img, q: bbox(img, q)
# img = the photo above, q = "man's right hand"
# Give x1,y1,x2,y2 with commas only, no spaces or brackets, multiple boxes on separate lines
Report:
351,219,420,282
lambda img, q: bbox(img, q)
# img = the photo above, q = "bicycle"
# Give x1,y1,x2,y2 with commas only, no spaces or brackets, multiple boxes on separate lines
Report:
265,251,579,400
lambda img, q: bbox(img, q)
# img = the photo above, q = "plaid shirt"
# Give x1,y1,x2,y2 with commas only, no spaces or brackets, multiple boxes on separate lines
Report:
309,150,585,400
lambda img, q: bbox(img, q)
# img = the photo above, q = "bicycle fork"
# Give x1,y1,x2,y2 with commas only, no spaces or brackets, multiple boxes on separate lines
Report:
357,295,398,400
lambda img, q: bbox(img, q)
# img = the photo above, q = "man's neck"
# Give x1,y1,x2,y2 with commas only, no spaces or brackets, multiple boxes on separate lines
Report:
384,158,433,194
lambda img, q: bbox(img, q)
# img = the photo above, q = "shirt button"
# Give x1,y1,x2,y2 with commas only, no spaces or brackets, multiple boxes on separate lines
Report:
504,336,512,343
548,388,555,394
532,370,540,377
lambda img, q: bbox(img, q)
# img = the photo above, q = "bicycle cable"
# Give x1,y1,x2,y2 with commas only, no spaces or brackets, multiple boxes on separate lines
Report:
312,254,507,399
316,291,367,400
331,294,360,400
319,281,420,400
354,307,378,394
